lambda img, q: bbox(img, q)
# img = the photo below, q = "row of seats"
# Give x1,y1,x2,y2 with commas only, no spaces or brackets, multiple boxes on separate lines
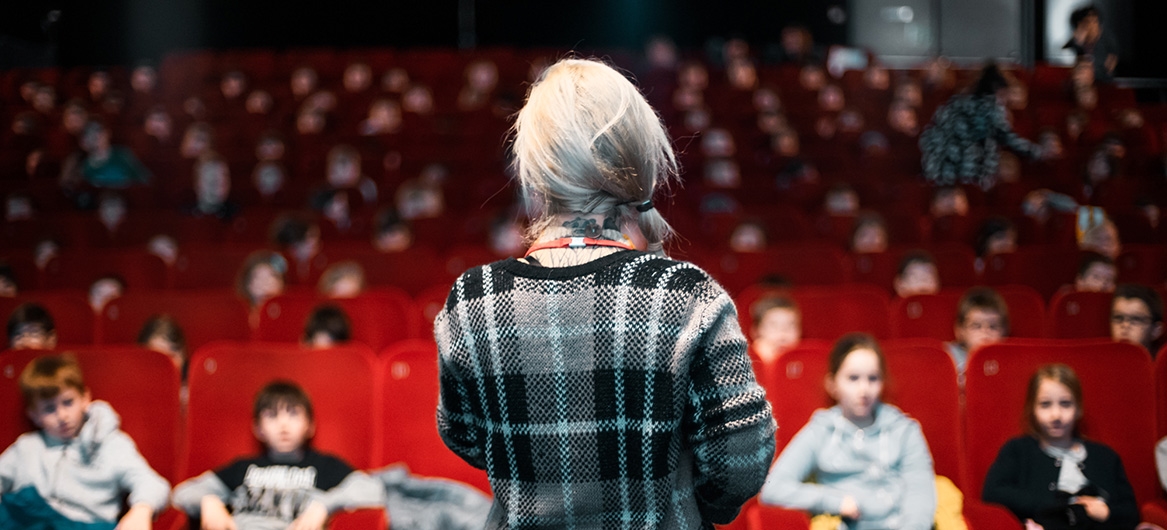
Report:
3,338,1165,529
743,338,1163,530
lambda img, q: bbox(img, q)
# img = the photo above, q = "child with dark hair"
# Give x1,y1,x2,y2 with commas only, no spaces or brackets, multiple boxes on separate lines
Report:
0,354,170,529
948,287,1010,382
0,263,17,297
1110,284,1164,354
893,250,940,298
171,381,382,529
371,207,412,253
1064,5,1118,83
7,303,57,350
137,315,188,375
975,216,1018,259
1074,252,1116,293
270,213,324,285
761,333,936,529
983,364,1137,528
301,305,352,349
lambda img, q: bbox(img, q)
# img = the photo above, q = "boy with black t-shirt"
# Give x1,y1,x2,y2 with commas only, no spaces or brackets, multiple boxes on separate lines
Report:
172,381,382,530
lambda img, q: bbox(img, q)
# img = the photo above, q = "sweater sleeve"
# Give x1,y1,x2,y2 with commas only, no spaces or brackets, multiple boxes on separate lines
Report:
896,420,937,530
435,288,487,470
315,471,384,514
1094,445,1138,530
685,290,777,524
111,434,170,513
171,471,231,516
0,440,18,494
982,438,1061,521
758,419,847,515
990,103,1042,159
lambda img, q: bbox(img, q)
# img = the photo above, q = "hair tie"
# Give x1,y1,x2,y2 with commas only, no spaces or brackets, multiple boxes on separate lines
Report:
635,200,655,213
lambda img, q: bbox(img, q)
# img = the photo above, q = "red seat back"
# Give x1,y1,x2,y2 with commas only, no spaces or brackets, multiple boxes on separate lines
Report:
963,340,1156,505
184,342,378,479
99,291,251,352
10,291,95,345
735,285,890,342
0,347,182,482
378,340,491,493
254,290,415,350
1046,290,1112,339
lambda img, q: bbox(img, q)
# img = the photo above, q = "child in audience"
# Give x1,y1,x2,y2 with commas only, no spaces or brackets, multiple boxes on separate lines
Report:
317,262,366,299
851,212,889,254
88,275,125,315
1074,252,1117,293
301,305,353,349
982,364,1138,529
1110,284,1164,354
0,354,170,529
236,251,287,313
171,381,382,527
371,208,412,253
948,287,1009,381
893,250,941,298
760,333,936,529
7,303,57,350
137,315,188,375
749,294,802,365
0,263,17,297
270,213,325,285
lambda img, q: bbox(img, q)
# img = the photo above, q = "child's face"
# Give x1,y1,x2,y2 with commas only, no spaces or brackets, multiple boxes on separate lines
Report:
248,264,284,305
852,224,888,254
1111,297,1161,350
828,349,883,425
146,335,185,371
955,308,1005,353
1075,263,1116,292
1033,378,1077,445
894,262,940,298
10,324,56,350
753,308,801,353
29,387,91,441
254,404,314,454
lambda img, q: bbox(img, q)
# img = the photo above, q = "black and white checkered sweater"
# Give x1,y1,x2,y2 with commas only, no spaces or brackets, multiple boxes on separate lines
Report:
435,250,776,529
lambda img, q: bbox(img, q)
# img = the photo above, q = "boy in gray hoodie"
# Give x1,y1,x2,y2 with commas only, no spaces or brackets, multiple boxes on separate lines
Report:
0,353,170,529
171,380,382,530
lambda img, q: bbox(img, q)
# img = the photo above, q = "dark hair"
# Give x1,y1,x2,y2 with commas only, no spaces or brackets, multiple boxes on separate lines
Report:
896,249,936,277
1070,5,1101,29
1076,251,1114,278
302,304,352,344
973,62,1008,97
0,262,16,288
235,250,286,305
136,314,188,357
7,303,55,347
253,380,314,423
1112,284,1164,325
270,212,317,248
1024,364,1083,438
974,216,1016,258
827,332,886,379
750,294,800,328
373,207,410,236
20,353,85,406
956,286,1010,334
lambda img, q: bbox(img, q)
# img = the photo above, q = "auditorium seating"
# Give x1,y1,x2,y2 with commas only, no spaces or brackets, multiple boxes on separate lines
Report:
98,290,251,351
1046,290,1113,339
252,288,416,349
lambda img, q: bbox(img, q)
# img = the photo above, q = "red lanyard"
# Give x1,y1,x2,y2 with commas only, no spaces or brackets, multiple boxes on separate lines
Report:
524,237,635,257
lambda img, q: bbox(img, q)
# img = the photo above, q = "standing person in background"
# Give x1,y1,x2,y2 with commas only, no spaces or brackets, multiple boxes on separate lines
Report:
920,63,1060,190
435,58,775,529
1064,5,1119,84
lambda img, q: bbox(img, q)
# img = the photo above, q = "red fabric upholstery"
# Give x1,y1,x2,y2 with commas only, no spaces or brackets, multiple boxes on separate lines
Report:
8,290,95,345
377,340,491,493
735,285,890,343
1046,290,1112,339
963,340,1157,507
184,342,379,479
253,289,414,350
0,347,182,482
98,290,251,352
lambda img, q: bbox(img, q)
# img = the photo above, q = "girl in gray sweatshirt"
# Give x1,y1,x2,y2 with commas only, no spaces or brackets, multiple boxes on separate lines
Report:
759,334,937,530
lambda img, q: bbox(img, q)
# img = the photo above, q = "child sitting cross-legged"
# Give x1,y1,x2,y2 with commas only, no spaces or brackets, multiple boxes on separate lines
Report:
171,380,382,530
0,353,170,529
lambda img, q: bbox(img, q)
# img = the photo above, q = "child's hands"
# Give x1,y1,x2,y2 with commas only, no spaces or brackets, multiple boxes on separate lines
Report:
200,495,237,530
286,500,328,530
115,503,153,530
1074,496,1110,522
1024,519,1044,530
839,496,860,519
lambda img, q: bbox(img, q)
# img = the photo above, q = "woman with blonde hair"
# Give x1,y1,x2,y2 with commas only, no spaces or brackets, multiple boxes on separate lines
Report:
435,58,775,529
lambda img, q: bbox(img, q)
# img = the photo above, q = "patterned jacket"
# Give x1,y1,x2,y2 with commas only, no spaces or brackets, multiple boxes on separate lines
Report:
435,250,776,529
920,94,1043,189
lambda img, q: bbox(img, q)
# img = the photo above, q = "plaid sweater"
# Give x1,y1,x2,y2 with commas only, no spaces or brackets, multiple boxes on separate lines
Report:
435,250,776,529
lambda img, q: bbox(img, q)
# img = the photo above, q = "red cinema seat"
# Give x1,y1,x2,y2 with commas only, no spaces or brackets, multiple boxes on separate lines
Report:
1046,290,1112,339
982,246,1081,300
734,285,890,343
378,340,491,494
184,342,379,478
44,250,168,291
1117,244,1167,285
352,247,452,296
254,289,414,350
98,291,251,352
891,286,1045,341
931,244,978,288
0,347,181,482
412,284,452,341
703,245,851,295
169,246,256,290
963,340,1157,509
